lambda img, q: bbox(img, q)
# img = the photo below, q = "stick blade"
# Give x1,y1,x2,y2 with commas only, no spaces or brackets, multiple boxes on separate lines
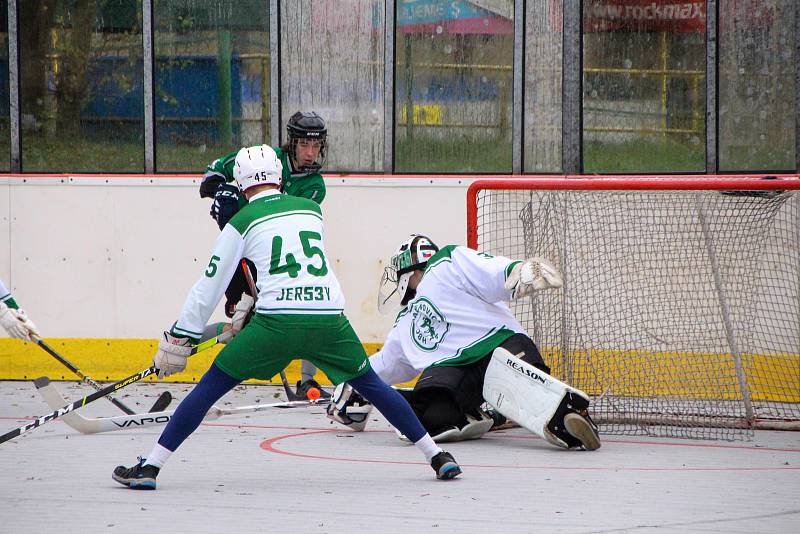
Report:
148,391,172,413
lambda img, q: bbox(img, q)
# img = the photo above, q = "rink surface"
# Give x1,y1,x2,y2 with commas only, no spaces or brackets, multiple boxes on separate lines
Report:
1,380,799,534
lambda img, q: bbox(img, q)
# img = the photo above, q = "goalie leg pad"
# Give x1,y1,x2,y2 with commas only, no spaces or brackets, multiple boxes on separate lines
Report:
326,382,373,432
483,347,600,450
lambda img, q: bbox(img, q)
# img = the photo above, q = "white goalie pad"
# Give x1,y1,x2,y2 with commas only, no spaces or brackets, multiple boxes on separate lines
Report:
483,347,594,449
326,383,374,431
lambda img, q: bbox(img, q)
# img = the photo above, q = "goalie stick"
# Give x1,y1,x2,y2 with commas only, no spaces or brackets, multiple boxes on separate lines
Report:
239,259,304,402
33,336,172,415
0,332,226,445
34,376,328,434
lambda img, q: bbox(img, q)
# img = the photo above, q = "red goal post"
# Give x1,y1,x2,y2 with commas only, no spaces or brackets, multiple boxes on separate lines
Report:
467,176,800,440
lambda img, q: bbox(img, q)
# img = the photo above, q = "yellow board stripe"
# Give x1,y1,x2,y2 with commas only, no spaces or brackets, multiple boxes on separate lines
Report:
4,340,795,401
0,339,388,386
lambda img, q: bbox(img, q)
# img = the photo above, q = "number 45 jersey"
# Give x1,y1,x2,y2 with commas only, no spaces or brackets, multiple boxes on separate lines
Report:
172,190,344,339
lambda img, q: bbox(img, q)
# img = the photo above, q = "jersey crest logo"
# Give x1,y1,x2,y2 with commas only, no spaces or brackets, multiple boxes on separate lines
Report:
409,297,449,351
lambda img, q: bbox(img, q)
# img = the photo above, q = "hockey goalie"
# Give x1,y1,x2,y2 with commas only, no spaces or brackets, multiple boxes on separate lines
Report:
327,234,600,451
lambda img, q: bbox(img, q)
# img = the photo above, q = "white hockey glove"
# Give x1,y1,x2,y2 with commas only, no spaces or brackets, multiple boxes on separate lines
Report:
504,257,563,299
153,332,194,378
326,383,373,431
0,302,40,341
230,294,255,337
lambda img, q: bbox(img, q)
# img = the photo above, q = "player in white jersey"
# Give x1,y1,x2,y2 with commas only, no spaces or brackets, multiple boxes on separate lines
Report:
328,235,600,451
112,148,461,490
0,279,39,341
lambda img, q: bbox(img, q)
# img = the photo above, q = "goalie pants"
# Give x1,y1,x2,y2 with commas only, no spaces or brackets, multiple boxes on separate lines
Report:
400,334,550,436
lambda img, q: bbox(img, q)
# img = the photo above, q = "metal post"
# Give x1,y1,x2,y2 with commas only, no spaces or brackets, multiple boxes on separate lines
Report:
706,0,717,174
270,0,280,148
512,0,523,174
383,0,395,174
562,0,582,174
796,0,800,172
143,0,155,173
217,29,233,147
8,1,20,172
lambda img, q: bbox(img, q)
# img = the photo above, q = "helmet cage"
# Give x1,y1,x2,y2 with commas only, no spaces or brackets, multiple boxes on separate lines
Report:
376,235,438,314
287,111,328,174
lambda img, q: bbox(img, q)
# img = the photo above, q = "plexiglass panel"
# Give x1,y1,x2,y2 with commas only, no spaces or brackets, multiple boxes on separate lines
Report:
582,0,706,173
394,0,513,172
524,1,562,173
154,0,270,172
0,1,8,171
719,0,795,171
281,0,384,172
19,0,144,172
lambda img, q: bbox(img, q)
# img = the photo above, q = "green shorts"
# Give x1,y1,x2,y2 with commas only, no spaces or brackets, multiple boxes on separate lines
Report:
212,313,370,385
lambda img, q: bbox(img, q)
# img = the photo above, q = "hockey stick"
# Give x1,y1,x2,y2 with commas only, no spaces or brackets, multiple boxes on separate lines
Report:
0,333,226,445
239,259,304,402
34,376,328,434
33,336,172,415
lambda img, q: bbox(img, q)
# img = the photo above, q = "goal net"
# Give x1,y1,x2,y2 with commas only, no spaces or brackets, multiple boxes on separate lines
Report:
468,177,800,440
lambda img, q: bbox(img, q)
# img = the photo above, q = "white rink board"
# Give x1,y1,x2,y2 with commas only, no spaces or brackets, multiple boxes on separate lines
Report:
0,175,470,341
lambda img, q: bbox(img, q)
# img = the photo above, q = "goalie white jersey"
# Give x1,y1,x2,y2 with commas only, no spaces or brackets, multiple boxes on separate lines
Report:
371,246,526,384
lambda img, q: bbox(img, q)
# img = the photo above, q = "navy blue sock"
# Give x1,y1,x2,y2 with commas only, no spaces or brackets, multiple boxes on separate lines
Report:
158,363,241,451
348,368,427,443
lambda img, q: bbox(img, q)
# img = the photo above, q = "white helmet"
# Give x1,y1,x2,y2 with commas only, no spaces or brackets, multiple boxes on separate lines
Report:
233,144,283,192
377,234,439,314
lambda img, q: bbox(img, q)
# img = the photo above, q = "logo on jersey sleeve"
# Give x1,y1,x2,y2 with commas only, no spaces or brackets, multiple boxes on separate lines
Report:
409,297,449,351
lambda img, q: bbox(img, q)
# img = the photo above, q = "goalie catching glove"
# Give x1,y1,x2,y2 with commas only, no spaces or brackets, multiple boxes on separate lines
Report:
505,257,563,299
153,332,194,378
0,302,40,341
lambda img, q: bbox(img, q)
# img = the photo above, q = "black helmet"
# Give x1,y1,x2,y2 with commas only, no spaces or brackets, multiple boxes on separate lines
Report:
287,111,327,173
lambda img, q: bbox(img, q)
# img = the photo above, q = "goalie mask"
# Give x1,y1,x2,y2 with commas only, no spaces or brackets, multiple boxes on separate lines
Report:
377,234,439,314
287,111,327,174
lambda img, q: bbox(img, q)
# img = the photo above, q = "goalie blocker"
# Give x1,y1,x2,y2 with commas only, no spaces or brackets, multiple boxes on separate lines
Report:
483,348,600,450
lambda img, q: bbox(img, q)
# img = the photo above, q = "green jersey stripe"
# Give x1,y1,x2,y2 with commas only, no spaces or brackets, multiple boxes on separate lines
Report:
241,210,323,237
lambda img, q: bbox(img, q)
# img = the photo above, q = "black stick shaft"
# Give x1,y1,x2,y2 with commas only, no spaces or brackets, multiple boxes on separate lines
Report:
35,339,136,415
0,366,157,445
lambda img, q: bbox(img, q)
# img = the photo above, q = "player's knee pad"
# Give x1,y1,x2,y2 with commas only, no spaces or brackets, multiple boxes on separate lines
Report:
483,347,600,450
326,383,373,432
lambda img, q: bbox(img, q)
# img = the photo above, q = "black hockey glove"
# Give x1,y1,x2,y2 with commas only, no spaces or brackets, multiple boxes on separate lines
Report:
199,173,226,198
210,183,241,229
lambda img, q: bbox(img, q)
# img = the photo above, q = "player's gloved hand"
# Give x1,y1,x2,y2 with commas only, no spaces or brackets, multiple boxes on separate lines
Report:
210,183,241,230
153,332,194,378
0,302,40,341
199,172,225,198
230,294,255,337
505,257,563,299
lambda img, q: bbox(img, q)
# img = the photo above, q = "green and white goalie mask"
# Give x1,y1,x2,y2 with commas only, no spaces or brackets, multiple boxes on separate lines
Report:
377,235,439,314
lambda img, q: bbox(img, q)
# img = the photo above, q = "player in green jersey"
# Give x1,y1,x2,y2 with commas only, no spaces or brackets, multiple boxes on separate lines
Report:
112,146,461,490
198,112,331,398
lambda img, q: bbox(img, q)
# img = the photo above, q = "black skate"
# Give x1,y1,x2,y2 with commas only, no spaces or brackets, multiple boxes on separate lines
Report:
430,451,462,480
112,457,160,490
296,379,332,399
564,412,601,451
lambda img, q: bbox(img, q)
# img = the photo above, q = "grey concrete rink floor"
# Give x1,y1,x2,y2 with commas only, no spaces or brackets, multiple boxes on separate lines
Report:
0,381,799,534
